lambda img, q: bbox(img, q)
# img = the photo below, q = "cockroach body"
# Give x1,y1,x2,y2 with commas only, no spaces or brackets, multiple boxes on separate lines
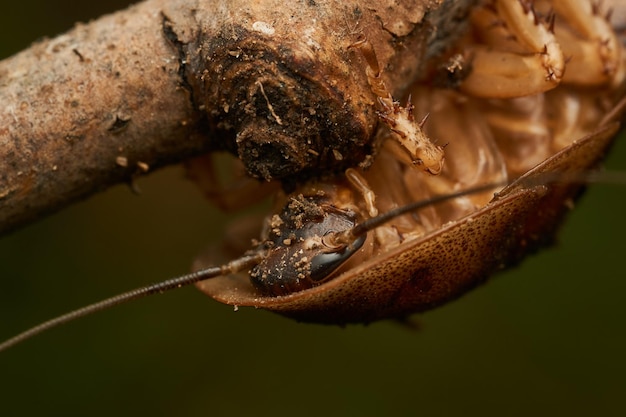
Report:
192,0,626,323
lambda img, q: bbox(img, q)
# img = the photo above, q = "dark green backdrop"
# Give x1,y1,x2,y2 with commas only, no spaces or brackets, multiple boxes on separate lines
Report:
1,2,625,416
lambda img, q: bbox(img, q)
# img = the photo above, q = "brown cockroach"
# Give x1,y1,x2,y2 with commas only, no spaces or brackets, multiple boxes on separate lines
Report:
191,0,626,322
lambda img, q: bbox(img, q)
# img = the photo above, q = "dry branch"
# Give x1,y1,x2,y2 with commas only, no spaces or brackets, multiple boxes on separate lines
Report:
0,0,474,234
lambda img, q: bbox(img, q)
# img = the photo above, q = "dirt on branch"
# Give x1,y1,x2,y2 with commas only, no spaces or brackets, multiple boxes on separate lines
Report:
0,0,474,234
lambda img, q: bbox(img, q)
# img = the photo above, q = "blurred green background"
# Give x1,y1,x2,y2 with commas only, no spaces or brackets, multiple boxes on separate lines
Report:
1,2,625,416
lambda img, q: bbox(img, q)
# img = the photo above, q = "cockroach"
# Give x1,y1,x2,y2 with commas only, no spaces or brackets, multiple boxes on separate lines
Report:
194,0,626,322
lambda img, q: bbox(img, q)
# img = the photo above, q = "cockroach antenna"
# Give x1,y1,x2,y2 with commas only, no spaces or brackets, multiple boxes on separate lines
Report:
329,170,626,249
0,252,265,353
1,170,625,352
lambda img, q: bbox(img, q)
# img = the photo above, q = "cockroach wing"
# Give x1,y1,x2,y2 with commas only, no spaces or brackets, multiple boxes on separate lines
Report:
195,122,620,324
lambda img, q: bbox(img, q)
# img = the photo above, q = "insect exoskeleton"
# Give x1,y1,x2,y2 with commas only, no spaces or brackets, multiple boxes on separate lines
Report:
192,0,626,323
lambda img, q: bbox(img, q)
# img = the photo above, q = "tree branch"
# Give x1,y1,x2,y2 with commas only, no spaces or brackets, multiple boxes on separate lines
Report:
0,0,474,234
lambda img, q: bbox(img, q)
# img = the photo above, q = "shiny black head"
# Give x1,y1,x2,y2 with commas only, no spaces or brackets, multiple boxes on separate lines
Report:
250,195,366,296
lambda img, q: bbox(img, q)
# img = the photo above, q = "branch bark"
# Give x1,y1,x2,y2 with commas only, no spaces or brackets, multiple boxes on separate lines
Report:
0,0,474,234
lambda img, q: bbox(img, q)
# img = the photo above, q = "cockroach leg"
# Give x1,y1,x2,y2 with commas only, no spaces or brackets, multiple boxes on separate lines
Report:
345,168,378,217
461,0,565,98
552,0,625,86
185,153,281,211
462,0,625,97
349,37,445,175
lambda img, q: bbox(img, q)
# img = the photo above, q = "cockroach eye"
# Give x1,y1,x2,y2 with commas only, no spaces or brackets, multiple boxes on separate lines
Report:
249,195,366,296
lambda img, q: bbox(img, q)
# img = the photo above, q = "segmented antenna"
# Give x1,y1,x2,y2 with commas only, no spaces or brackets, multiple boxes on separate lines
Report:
0,252,264,353
329,170,626,247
